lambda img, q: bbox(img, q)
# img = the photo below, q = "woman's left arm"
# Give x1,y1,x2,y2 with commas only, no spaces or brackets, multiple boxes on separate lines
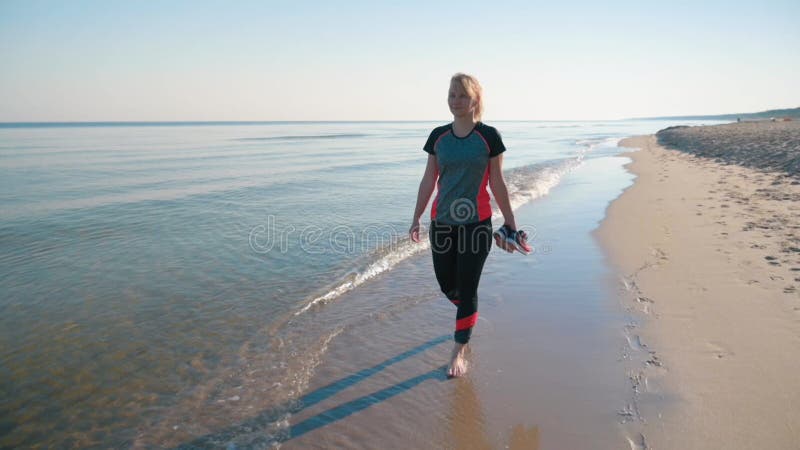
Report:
488,154,516,230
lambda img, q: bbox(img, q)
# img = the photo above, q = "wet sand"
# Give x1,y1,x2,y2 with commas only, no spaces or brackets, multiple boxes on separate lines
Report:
594,127,800,448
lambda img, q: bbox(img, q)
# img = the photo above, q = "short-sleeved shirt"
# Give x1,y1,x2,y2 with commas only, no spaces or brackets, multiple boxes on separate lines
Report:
423,121,506,224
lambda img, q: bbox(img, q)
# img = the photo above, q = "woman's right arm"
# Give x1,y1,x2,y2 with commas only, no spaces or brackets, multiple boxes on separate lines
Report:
409,154,438,242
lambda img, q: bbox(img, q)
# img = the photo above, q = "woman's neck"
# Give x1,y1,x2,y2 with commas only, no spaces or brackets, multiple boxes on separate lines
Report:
452,116,478,136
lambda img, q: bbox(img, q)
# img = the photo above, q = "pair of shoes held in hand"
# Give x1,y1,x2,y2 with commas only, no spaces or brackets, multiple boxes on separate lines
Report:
493,224,532,255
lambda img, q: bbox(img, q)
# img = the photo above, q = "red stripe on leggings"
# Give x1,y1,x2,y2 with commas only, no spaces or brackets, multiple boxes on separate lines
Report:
455,312,478,331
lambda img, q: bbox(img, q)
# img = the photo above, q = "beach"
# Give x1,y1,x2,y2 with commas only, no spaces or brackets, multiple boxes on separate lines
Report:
2,1,798,447
594,122,800,448
5,119,770,448
3,120,698,448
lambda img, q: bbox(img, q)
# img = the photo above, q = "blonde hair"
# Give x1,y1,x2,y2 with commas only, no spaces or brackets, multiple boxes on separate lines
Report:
450,73,484,121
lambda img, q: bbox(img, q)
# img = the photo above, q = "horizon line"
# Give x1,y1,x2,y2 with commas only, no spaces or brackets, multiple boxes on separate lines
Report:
3,106,796,126
0,117,735,128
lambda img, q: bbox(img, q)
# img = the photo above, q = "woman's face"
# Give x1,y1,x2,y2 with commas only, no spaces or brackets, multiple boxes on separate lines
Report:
448,82,476,119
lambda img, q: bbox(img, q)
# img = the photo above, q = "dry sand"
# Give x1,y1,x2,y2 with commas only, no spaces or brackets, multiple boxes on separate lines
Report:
657,121,800,176
594,130,800,449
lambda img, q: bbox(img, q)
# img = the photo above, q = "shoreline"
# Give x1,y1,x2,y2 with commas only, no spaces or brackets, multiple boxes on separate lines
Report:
279,153,639,449
594,133,800,448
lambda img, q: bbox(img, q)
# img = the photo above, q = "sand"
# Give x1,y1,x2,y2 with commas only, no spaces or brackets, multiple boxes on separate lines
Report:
657,121,800,177
594,127,800,449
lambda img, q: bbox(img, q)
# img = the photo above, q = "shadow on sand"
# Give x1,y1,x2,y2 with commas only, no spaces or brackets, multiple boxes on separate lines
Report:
173,334,451,448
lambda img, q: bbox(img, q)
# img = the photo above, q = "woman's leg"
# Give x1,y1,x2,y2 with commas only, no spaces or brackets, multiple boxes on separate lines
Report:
453,218,492,344
430,220,460,306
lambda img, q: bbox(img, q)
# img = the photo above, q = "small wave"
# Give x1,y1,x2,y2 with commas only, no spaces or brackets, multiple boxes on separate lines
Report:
235,133,369,141
292,157,584,318
503,157,585,213
575,136,620,147
294,238,430,316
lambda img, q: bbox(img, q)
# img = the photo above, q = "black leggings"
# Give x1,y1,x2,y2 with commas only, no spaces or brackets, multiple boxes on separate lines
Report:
429,218,492,344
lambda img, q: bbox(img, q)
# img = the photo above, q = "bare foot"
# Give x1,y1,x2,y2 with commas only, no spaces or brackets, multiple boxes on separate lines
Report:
447,343,469,378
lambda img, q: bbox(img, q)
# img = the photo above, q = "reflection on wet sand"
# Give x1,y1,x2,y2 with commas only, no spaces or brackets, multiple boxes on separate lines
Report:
448,376,539,450
509,423,541,450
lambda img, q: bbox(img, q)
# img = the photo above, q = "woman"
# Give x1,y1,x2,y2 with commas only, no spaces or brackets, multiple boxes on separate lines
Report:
409,73,529,378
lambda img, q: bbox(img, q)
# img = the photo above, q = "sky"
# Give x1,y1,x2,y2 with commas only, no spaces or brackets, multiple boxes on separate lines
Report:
1,0,798,121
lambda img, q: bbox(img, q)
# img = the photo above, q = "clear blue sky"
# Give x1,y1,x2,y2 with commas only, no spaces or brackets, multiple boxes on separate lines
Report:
1,0,798,121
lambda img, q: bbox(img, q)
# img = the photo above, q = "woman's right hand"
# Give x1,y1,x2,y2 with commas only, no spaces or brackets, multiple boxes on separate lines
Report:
409,219,421,243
